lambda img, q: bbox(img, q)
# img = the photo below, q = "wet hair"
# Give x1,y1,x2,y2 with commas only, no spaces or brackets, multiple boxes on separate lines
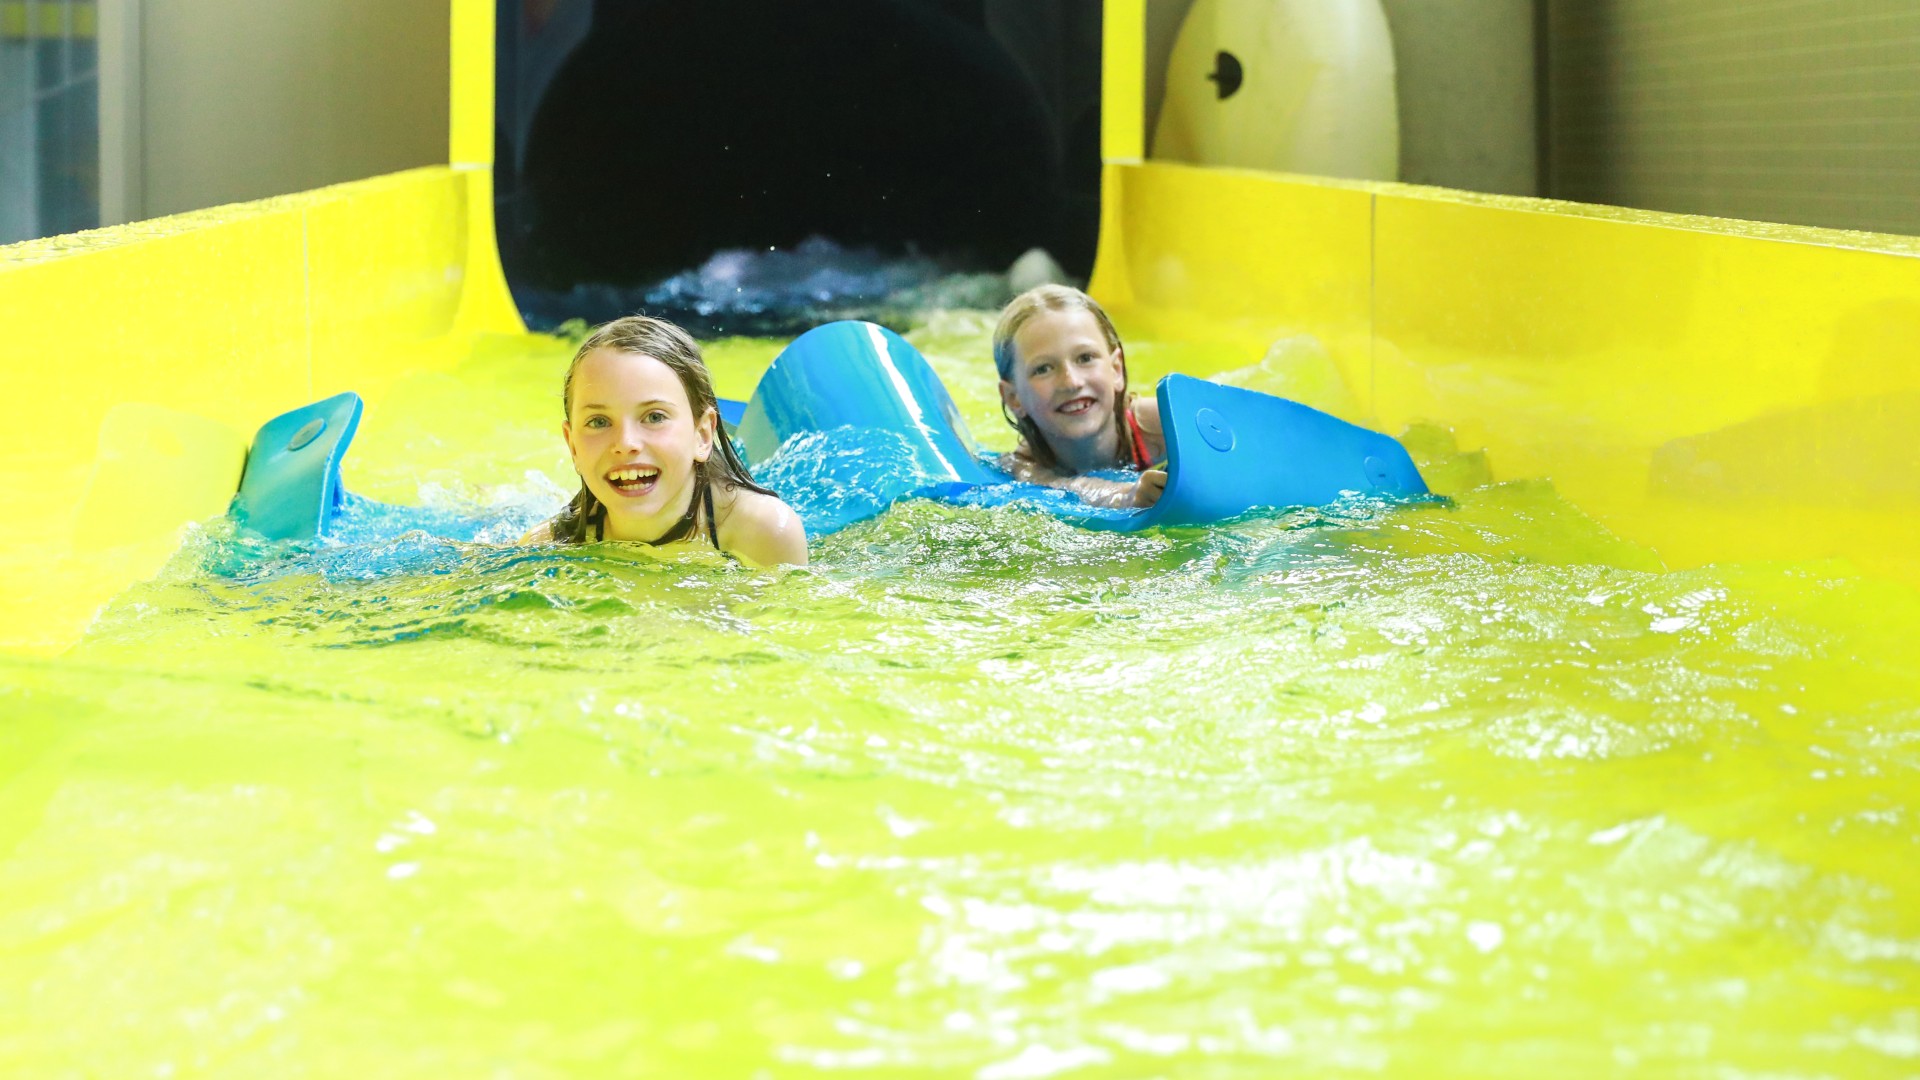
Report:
990,284,1130,471
551,315,776,543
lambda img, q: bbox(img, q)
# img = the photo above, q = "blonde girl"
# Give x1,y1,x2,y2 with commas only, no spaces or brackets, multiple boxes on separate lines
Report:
992,285,1166,508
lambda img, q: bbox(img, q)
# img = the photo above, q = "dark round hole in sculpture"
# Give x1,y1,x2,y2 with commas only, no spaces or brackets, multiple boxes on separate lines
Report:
1209,50,1244,100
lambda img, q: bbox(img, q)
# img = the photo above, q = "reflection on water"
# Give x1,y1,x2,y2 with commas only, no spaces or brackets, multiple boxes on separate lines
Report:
2,313,1918,1076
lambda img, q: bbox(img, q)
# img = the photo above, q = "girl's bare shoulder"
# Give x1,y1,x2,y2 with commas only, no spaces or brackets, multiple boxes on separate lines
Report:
517,519,555,545
715,486,809,566
1130,394,1164,435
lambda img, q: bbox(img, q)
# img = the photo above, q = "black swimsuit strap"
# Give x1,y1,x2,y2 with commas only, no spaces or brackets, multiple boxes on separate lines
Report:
646,474,710,546
581,474,720,549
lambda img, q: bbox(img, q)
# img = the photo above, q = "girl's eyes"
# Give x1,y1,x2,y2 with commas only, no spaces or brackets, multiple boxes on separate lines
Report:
1030,352,1100,377
583,410,670,428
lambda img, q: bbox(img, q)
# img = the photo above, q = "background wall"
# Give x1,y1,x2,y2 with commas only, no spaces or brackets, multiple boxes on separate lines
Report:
128,0,447,220
1543,1,1920,236
1378,0,1535,195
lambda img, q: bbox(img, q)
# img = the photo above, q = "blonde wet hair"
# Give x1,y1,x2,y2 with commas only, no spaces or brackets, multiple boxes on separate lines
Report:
990,284,1131,470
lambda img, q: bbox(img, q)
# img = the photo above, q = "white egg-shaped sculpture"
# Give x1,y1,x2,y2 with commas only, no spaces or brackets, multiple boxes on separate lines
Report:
1153,0,1399,181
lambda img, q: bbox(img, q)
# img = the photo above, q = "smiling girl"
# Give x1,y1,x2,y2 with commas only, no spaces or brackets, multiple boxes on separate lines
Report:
992,285,1167,509
520,316,807,566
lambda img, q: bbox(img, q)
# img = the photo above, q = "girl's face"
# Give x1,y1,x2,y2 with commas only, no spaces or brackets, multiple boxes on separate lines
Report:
1000,309,1125,450
563,348,715,529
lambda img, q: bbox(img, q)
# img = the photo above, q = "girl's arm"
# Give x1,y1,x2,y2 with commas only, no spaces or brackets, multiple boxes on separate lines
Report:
999,452,1165,509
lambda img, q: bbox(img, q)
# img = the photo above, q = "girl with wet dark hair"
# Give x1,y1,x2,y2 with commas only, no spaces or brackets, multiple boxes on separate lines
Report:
520,315,807,566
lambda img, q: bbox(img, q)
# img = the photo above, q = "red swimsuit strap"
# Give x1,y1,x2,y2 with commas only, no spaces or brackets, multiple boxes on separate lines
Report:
1121,403,1152,470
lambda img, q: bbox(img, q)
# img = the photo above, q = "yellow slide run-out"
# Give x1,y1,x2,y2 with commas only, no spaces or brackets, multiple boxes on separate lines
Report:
2,0,1917,654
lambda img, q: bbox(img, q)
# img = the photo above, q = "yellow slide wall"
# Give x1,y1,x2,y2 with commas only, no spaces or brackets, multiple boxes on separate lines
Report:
0,0,518,653
1096,0,1920,587
1093,165,1920,586
2,0,1916,656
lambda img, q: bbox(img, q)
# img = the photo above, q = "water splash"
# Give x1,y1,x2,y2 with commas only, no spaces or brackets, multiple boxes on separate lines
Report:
6,316,1920,1077
519,236,1016,336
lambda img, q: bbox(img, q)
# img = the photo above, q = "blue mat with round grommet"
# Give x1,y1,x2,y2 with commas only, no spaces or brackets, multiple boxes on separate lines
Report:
736,320,1429,535
231,392,363,542
228,323,1430,544
1148,373,1428,527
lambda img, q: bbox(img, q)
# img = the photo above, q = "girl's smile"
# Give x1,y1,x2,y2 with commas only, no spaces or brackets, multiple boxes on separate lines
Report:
604,465,662,498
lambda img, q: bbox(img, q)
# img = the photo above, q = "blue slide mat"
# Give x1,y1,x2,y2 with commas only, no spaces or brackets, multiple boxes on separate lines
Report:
737,321,1428,535
231,391,363,542
233,322,1427,543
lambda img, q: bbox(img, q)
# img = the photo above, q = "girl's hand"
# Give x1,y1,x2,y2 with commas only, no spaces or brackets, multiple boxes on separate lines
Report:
1132,468,1167,508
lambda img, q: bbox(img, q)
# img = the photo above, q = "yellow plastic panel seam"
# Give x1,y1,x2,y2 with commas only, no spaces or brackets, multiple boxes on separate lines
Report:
1090,157,1920,586
1094,162,1377,412
304,171,470,401
1101,0,1145,163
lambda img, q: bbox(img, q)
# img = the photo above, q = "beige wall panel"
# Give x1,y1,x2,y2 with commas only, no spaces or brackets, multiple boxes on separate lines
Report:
142,0,449,217
1379,0,1537,194
1546,1,1920,236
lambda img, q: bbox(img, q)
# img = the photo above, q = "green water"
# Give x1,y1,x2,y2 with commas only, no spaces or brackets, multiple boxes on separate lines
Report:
3,317,1919,1077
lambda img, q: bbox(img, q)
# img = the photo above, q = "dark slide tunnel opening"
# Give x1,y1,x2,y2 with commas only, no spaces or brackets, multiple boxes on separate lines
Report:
494,0,1103,333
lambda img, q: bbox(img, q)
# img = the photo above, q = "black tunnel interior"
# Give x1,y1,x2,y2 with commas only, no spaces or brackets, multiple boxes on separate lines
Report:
494,0,1104,329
